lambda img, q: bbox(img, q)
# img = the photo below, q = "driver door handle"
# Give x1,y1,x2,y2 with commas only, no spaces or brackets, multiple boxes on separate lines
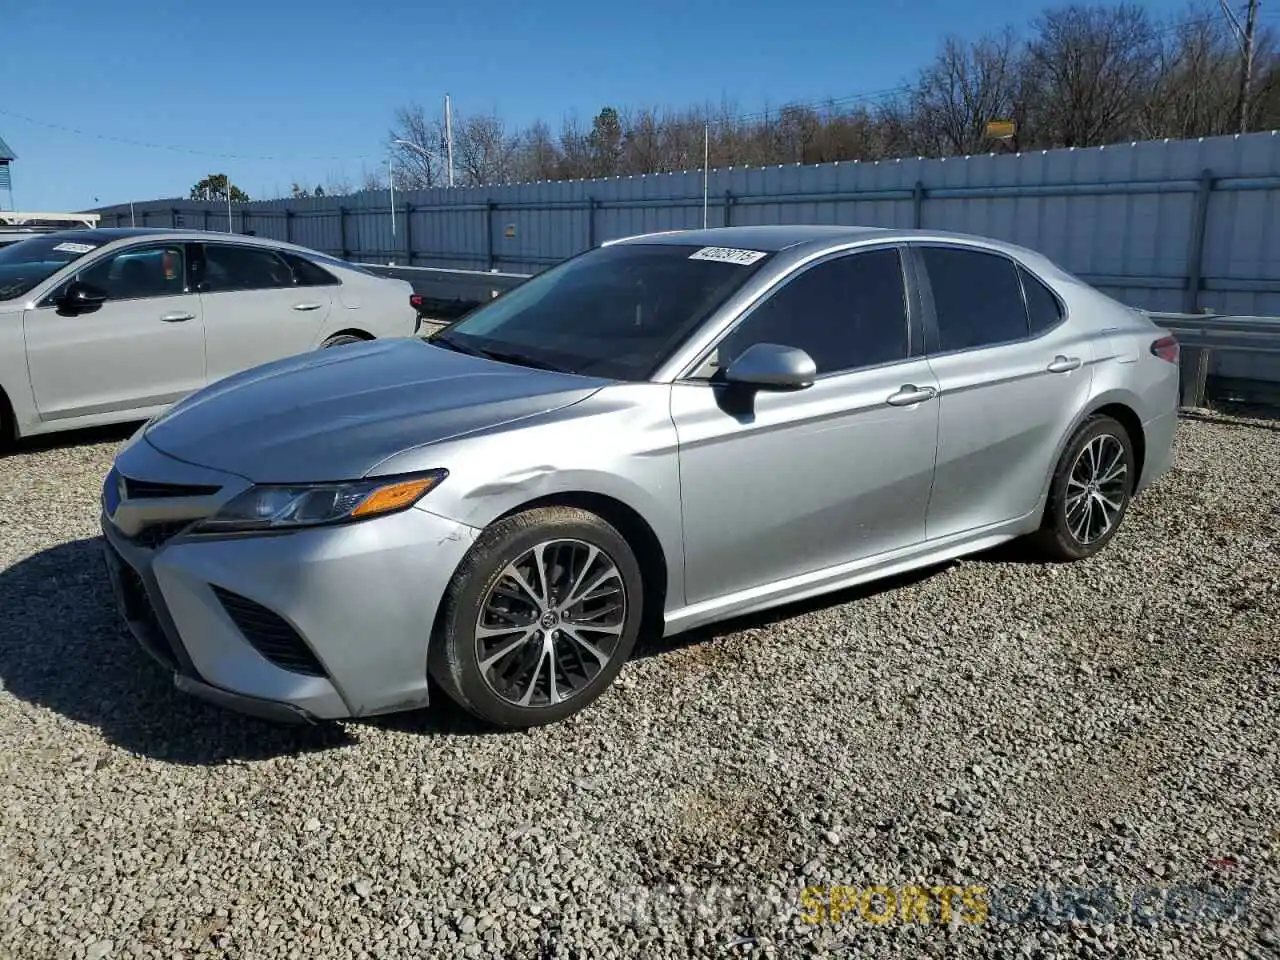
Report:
1047,355,1083,373
160,312,195,322
886,384,938,406
292,302,323,311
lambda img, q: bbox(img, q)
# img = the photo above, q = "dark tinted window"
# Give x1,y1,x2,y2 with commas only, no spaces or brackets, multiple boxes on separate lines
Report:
198,244,293,292
1019,265,1063,334
921,246,1028,351
77,244,187,300
715,248,909,375
284,253,340,286
435,243,773,381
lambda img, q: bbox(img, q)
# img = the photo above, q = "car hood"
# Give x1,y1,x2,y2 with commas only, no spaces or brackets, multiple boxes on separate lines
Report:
143,338,607,483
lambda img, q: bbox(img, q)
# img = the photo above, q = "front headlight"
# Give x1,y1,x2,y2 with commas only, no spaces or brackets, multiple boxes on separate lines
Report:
193,469,448,534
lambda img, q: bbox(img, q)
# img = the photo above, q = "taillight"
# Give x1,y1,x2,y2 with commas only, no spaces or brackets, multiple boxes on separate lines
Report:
409,294,424,312
1151,335,1179,363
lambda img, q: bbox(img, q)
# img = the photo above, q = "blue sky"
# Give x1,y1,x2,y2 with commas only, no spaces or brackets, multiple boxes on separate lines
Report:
4,0,1202,211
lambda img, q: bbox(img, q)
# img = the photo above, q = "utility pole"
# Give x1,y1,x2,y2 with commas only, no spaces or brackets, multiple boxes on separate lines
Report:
1222,0,1261,133
444,93,455,188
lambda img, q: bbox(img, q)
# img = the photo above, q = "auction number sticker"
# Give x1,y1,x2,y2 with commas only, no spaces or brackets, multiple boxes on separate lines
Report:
688,246,767,265
52,242,97,254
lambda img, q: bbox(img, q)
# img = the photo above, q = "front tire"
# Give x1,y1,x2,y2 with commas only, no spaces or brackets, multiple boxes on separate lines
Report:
1031,414,1136,561
428,507,645,729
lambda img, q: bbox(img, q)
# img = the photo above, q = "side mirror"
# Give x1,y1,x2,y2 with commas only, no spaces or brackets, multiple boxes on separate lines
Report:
56,281,108,313
723,342,817,390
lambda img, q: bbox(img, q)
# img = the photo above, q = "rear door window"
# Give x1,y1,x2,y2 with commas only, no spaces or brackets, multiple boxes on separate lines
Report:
919,246,1030,352
197,244,294,293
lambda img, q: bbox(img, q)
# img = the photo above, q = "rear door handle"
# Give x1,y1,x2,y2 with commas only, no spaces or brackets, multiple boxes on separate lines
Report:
160,312,195,322
292,302,323,311
1047,355,1082,373
886,384,938,406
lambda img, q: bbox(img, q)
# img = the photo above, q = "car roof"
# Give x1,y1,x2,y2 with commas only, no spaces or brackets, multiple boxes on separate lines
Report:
607,225,893,252
607,224,1051,263
28,226,342,260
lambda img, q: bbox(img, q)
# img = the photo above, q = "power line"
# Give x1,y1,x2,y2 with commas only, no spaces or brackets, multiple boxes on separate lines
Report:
0,107,378,163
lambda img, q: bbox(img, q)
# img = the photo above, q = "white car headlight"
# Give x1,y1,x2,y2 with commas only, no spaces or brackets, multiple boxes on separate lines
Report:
194,470,447,534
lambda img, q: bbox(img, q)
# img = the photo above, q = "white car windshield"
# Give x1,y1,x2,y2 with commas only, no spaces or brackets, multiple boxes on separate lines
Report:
0,236,103,301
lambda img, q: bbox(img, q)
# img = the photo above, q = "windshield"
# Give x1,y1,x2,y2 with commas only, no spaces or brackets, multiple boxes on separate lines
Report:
430,242,774,380
0,236,103,301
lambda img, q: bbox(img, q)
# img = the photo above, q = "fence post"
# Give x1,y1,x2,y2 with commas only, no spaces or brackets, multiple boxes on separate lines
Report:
284,209,294,243
724,190,734,227
171,208,180,228
1182,168,1215,314
240,209,249,235
339,207,350,259
486,200,496,270
404,204,414,263
912,181,925,229
202,209,209,231
587,197,598,249
1180,345,1211,408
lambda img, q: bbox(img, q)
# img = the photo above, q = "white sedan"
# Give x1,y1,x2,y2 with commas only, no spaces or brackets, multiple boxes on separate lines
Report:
0,228,419,443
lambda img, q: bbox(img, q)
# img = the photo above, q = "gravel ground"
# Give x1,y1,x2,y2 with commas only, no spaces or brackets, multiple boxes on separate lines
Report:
0,412,1277,960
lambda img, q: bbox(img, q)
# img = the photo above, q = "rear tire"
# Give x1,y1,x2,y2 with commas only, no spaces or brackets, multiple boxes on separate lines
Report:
321,334,367,348
0,388,15,453
428,507,644,729
1031,414,1136,562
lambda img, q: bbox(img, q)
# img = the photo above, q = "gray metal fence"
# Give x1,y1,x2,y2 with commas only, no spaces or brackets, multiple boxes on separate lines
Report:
92,130,1280,317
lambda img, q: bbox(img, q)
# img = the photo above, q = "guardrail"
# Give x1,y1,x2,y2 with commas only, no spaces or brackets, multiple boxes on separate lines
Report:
359,264,1280,409
1145,311,1280,408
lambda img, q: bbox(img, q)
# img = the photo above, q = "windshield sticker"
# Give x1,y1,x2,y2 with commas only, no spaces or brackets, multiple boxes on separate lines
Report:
688,246,767,265
52,242,97,254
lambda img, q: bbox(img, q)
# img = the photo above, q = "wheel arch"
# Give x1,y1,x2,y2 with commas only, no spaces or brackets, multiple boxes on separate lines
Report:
486,491,671,639
1088,401,1146,491
323,328,374,344
1036,390,1148,518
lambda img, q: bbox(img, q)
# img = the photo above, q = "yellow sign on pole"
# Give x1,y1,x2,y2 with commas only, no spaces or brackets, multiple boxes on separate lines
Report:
986,120,1016,140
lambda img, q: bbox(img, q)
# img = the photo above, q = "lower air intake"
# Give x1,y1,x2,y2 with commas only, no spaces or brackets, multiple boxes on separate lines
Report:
211,586,327,677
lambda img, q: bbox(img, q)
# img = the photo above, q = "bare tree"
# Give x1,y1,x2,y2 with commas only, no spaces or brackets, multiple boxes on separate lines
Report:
389,102,448,188
557,114,594,179
1141,6,1242,138
323,175,354,197
454,113,518,186
910,29,1026,156
513,119,561,180
380,4,1273,186
1022,4,1163,147
621,107,663,174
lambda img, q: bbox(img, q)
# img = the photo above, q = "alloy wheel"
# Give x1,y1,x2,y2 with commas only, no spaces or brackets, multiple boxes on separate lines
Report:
474,539,628,708
1065,433,1128,545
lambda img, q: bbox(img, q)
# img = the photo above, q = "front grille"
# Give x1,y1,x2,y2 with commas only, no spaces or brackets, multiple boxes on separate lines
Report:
129,520,194,550
122,476,221,499
211,586,327,677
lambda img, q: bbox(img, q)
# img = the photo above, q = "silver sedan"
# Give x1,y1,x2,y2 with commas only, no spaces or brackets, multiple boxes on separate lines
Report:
99,225,1179,728
0,228,418,442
